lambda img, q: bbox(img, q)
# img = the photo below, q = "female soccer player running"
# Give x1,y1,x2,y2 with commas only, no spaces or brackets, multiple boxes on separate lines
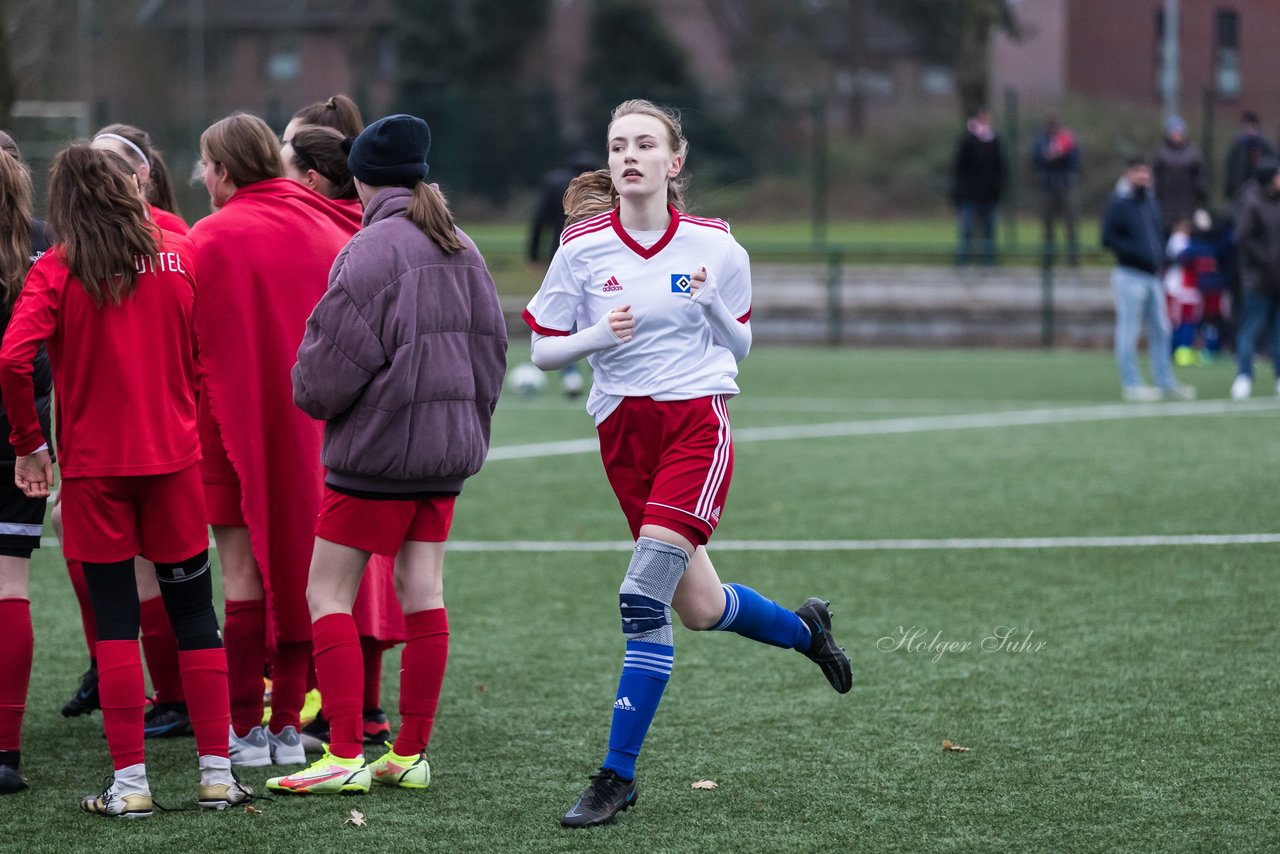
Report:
0,144,244,817
523,100,853,828
268,114,506,795
0,131,51,795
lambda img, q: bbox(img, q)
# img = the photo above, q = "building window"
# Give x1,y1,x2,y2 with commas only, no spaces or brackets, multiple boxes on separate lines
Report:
1215,9,1241,98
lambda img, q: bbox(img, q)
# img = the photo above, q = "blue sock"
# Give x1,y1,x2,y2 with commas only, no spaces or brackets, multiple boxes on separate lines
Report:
602,640,672,780
711,583,812,650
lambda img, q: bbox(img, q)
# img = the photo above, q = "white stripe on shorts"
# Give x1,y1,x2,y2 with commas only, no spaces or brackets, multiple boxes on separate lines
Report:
0,522,43,536
694,395,731,520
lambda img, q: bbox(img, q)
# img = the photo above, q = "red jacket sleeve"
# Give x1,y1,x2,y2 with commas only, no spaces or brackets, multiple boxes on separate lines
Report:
0,261,60,455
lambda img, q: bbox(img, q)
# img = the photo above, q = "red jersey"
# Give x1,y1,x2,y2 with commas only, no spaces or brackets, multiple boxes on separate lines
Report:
0,234,200,477
150,204,190,235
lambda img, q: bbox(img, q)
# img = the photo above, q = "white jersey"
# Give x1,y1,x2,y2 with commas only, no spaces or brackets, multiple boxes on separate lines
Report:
524,206,752,424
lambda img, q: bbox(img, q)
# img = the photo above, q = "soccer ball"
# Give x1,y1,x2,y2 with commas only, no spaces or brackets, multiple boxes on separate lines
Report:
509,362,547,396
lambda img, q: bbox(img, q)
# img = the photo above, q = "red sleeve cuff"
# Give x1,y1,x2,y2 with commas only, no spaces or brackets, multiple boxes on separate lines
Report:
737,307,752,323
522,308,571,336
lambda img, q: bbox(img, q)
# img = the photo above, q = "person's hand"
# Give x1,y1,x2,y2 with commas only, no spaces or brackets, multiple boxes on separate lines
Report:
15,449,53,498
608,304,635,343
689,265,718,307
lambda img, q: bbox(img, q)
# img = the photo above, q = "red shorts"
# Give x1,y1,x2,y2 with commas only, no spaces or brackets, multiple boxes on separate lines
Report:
60,464,209,564
316,488,456,557
597,395,733,547
198,391,244,526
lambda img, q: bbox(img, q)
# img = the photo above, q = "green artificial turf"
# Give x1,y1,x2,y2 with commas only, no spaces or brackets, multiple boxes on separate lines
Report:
5,346,1278,852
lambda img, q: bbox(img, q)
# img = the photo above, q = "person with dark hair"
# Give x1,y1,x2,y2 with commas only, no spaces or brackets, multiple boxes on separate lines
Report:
282,125,358,208
951,107,1005,265
525,99,851,829
1102,157,1194,401
0,143,246,816
1031,115,1082,266
1153,116,1206,237
268,114,506,796
91,124,186,233
190,112,362,769
1224,111,1274,207
1230,157,1280,399
284,94,364,144
0,131,51,796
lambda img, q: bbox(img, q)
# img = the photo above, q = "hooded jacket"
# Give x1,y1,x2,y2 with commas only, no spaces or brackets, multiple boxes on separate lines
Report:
1234,180,1280,294
293,187,507,495
1102,178,1164,275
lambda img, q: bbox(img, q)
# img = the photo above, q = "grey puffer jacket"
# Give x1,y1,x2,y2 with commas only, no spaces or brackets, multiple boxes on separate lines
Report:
292,187,507,494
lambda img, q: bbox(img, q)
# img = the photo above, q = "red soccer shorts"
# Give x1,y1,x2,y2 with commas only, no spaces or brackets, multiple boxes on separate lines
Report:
198,391,244,526
316,488,456,557
60,464,208,563
597,395,733,547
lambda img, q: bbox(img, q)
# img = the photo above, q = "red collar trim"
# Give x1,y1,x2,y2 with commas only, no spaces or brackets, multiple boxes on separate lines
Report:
611,205,680,259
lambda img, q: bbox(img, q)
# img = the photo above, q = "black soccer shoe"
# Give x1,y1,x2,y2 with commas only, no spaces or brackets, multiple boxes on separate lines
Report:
795,598,853,694
62,665,100,717
0,765,28,795
560,768,638,828
143,702,192,739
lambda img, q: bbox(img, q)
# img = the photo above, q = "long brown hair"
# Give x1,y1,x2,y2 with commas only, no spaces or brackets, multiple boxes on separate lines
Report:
48,144,158,306
286,124,356,200
563,168,617,225
200,113,282,189
0,131,34,307
292,95,364,137
94,123,182,217
609,99,689,212
406,182,465,254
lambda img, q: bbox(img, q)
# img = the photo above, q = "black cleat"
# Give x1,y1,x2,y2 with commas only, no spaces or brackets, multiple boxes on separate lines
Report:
362,708,391,745
795,598,853,694
62,666,100,717
560,768,638,828
143,702,192,739
0,765,28,795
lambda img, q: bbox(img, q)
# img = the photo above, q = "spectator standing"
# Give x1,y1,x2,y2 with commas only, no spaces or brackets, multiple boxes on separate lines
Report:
1153,116,1206,237
951,107,1005,265
1230,158,1280,399
1031,116,1082,266
1223,111,1274,208
1101,157,1194,401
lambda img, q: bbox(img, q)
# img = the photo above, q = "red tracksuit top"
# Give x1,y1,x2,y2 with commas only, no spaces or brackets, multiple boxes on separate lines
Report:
0,233,200,478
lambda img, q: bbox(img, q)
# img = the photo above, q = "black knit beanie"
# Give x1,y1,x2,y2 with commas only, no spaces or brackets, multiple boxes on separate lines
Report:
347,114,431,186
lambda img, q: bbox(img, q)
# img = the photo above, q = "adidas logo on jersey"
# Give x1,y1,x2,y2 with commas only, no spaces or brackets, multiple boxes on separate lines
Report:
671,273,692,295
613,696,637,712
602,275,623,292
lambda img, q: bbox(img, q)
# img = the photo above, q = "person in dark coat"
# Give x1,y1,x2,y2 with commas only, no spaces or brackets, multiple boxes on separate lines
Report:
951,108,1005,265
1223,111,1274,209
1031,116,1082,265
1153,116,1206,237
1229,158,1280,399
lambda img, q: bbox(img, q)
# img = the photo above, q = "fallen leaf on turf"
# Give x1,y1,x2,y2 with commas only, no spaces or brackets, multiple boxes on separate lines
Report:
691,780,718,790
476,683,487,693
344,809,367,827
942,739,971,752
244,804,262,815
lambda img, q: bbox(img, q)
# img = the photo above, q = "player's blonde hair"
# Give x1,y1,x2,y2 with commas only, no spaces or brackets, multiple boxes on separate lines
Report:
609,99,689,212
563,168,616,224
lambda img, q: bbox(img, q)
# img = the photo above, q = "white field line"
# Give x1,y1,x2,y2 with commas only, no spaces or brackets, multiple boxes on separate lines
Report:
486,398,1280,461
38,533,1280,551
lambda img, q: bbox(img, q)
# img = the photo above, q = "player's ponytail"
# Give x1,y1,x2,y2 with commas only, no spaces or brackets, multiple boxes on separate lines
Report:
47,144,158,306
406,181,466,254
564,169,617,224
94,123,183,219
0,132,34,308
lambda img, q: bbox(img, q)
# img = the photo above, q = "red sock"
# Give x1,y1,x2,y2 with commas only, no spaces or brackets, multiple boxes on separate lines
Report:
0,599,33,752
312,613,362,759
393,609,449,757
139,596,184,705
223,599,266,736
96,639,146,770
66,559,97,657
360,637,386,710
267,641,310,733
178,648,229,758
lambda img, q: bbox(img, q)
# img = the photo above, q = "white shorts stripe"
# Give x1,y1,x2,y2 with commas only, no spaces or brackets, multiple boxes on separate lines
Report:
0,522,43,536
695,395,731,519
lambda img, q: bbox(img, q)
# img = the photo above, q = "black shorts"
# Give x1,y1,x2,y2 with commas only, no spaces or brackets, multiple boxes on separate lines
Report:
0,466,47,558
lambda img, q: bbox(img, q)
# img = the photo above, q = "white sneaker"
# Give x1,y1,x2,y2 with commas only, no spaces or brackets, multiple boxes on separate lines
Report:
228,724,271,767
1231,375,1253,400
268,725,306,766
1122,385,1162,402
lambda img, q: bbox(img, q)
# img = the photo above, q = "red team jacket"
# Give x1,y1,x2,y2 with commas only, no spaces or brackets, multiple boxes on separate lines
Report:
0,234,199,477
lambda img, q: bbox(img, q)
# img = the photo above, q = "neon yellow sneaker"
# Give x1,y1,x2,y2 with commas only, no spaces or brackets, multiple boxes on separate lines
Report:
265,747,370,795
369,744,430,790
300,689,323,726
